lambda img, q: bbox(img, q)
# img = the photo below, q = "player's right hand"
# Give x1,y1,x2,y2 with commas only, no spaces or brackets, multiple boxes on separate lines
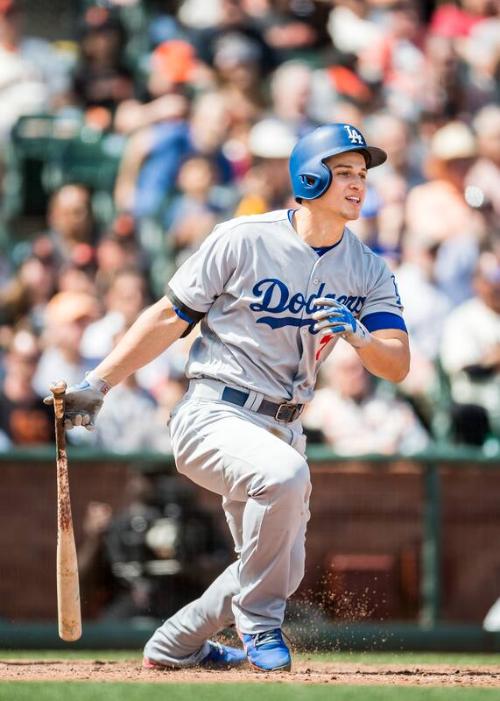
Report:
43,376,109,431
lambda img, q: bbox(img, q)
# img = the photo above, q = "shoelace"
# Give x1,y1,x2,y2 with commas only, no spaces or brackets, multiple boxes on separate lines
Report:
254,630,283,648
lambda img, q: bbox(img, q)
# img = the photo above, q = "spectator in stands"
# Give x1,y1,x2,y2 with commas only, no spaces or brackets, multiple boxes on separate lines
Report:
0,253,57,334
397,235,453,355
405,120,486,305
268,61,317,137
151,375,188,435
91,344,176,454
81,267,147,363
327,0,385,58
193,0,276,76
302,342,429,455
440,248,500,443
33,290,98,398
79,471,231,620
395,229,452,422
46,184,97,267
358,0,427,120
114,91,232,220
57,262,97,297
235,118,296,215
0,329,53,446
461,15,500,112
366,112,424,190
0,0,70,141
113,40,192,135
251,0,331,64
429,0,497,41
72,5,134,118
164,155,233,264
359,112,425,257
212,31,267,130
467,104,500,223
93,214,146,291
421,33,465,118
144,1,184,51
427,2,499,114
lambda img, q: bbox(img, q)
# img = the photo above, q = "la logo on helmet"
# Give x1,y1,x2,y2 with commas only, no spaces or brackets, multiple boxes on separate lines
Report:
343,125,364,145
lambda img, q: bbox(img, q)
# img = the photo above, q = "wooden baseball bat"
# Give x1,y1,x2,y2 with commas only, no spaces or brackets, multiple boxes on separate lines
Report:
51,381,82,642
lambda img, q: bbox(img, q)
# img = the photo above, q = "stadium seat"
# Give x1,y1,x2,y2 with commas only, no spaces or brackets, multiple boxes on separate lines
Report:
3,113,82,221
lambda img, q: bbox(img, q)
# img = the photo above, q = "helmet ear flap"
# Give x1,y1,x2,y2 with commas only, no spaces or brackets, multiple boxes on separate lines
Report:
297,161,332,200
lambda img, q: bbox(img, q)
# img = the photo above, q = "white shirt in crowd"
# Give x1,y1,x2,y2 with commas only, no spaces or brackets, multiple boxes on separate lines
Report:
303,386,429,456
440,297,500,431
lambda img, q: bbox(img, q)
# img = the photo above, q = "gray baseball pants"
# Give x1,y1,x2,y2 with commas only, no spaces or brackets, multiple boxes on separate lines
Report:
144,379,311,666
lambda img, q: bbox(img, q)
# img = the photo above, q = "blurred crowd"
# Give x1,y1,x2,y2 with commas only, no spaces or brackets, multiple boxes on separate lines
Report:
0,0,499,454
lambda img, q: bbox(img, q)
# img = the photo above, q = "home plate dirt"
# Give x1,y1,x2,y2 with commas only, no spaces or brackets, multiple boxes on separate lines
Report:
1,659,500,686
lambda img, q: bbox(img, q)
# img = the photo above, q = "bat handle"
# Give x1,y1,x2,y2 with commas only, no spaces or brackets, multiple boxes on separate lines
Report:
51,381,67,421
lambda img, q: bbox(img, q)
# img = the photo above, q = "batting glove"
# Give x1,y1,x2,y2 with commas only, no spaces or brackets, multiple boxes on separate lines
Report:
43,373,110,431
312,297,371,349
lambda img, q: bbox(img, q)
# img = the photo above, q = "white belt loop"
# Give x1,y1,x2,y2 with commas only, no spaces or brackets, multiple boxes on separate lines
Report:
189,378,224,400
245,391,262,411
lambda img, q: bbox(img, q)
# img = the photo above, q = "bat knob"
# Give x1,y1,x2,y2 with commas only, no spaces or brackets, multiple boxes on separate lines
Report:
51,381,68,397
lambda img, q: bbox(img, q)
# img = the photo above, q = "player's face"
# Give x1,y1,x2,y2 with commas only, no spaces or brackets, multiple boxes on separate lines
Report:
321,151,367,221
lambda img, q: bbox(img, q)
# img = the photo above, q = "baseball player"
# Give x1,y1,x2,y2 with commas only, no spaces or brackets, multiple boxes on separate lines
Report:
45,123,409,672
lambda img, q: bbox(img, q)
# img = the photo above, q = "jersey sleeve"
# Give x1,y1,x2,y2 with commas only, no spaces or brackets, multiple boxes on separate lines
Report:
359,259,407,333
166,223,237,331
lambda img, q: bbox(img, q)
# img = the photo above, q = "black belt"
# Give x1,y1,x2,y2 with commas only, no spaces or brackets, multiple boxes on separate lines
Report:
221,387,304,423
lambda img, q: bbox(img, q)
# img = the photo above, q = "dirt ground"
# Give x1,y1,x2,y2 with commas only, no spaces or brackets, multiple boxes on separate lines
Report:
1,659,500,687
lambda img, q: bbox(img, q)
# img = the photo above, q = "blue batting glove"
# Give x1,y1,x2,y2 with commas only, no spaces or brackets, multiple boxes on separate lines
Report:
43,373,110,431
312,297,371,348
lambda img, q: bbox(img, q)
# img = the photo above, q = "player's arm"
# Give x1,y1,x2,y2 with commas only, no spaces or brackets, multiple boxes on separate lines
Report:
312,299,410,383
44,297,189,429
93,296,188,386
354,328,409,383
114,127,154,211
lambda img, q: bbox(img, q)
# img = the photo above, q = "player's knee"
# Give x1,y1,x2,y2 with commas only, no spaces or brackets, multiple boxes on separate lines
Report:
249,457,310,504
275,458,310,501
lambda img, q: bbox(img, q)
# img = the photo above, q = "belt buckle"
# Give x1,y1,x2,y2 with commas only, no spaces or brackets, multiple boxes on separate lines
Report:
275,402,302,422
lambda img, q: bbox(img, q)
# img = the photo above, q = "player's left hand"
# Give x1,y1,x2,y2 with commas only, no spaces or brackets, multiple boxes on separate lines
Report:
312,297,371,348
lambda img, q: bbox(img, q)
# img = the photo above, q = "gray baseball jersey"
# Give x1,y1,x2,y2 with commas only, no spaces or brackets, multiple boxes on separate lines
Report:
167,209,405,404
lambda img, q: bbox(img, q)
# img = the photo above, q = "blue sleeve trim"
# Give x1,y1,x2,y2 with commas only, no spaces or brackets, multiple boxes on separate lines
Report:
166,286,205,322
361,311,407,333
166,286,204,337
174,307,194,324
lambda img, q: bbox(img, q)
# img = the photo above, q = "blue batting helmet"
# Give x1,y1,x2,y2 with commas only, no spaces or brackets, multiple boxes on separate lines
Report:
289,123,387,202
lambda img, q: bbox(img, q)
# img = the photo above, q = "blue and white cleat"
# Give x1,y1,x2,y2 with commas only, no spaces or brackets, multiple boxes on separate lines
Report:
240,629,292,672
143,640,246,670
